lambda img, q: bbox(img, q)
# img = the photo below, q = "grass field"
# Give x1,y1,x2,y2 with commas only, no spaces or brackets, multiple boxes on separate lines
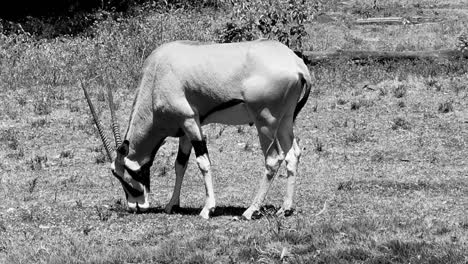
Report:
0,0,467,263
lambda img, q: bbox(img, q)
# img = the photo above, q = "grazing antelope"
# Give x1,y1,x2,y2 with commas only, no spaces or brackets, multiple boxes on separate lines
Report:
82,39,311,219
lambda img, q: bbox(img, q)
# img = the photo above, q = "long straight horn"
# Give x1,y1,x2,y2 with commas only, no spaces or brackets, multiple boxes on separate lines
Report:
107,86,122,148
80,81,113,162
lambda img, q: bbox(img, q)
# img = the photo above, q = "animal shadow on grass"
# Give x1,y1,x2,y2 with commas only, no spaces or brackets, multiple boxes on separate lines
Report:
135,206,249,217
170,205,279,219
111,201,280,219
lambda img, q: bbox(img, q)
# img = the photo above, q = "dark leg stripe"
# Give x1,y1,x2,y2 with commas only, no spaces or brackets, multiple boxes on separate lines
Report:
176,147,191,165
192,140,208,157
113,171,145,197
124,165,143,181
114,138,163,196
125,165,151,191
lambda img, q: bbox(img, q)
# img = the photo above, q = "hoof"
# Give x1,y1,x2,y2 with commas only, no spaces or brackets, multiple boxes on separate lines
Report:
200,207,215,219
252,210,262,220
284,209,294,217
241,209,262,220
276,207,295,217
164,204,180,214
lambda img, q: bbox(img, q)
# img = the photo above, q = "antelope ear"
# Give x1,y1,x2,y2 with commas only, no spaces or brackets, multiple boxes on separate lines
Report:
117,140,129,157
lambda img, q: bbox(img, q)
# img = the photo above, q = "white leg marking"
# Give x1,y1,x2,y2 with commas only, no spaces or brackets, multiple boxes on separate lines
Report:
196,153,216,219
127,184,150,212
182,117,216,219
243,135,284,220
277,138,301,216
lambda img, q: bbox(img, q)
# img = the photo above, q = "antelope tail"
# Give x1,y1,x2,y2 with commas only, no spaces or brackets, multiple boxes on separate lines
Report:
80,81,113,162
293,72,311,122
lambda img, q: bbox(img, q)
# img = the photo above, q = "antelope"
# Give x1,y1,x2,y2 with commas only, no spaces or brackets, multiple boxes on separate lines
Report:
82,39,311,219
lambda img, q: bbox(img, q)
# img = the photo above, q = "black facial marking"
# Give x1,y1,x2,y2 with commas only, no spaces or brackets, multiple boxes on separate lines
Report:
176,147,191,165
192,140,208,157
175,129,185,137
123,164,151,192
117,140,130,156
112,171,145,197
200,99,244,123
113,138,164,197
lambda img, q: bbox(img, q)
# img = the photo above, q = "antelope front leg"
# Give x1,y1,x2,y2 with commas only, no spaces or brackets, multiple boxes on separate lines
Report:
182,117,216,219
165,135,192,214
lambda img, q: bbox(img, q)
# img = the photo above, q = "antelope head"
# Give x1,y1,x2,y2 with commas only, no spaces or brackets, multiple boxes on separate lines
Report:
81,82,150,212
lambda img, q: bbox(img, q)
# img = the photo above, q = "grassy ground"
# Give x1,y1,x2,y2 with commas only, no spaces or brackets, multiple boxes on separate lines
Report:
0,1,467,263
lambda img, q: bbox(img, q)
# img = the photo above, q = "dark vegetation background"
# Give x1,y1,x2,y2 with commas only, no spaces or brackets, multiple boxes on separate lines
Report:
0,0,222,37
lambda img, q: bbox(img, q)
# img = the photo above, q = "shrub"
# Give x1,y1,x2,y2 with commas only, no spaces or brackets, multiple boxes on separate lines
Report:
17,96,27,106
31,118,47,128
425,78,441,91
391,117,411,130
392,84,407,98
1,128,20,150
34,97,52,115
314,138,323,152
438,101,453,113
371,151,384,163
345,130,367,144
336,98,348,105
217,0,321,51
29,155,48,170
60,150,74,158
350,101,361,110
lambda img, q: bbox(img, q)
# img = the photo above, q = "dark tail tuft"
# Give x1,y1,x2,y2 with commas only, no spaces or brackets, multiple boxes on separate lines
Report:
293,72,311,122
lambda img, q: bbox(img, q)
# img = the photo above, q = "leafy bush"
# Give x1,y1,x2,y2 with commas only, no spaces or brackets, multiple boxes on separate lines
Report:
217,0,321,51
392,117,411,130
438,101,454,114
1,128,20,150
0,0,227,38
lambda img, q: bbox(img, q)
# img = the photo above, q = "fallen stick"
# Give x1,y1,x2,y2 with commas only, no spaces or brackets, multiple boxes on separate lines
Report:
356,17,410,25
299,49,468,65
355,16,442,25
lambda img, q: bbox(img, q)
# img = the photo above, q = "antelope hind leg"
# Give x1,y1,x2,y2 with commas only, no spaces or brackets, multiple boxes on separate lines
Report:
276,138,300,217
242,128,284,220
